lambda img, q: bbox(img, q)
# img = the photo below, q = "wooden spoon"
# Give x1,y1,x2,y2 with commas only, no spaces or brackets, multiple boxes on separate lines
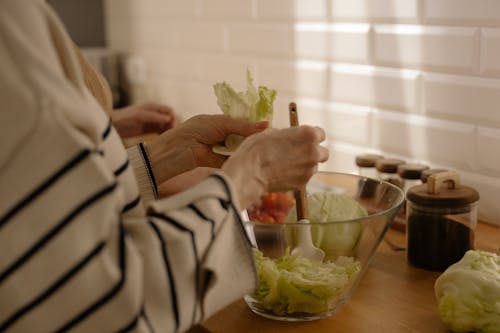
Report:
289,102,325,262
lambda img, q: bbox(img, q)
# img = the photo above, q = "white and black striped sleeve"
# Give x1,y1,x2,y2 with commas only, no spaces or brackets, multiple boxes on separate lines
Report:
0,1,256,333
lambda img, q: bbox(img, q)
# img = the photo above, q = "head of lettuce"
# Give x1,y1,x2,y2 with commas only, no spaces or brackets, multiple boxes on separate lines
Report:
434,250,500,333
213,70,277,151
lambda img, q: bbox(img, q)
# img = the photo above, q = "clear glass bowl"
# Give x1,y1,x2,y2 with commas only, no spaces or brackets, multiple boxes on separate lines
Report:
243,172,405,321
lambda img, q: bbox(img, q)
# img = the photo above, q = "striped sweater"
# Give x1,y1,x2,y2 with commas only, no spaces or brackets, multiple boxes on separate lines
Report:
0,1,256,332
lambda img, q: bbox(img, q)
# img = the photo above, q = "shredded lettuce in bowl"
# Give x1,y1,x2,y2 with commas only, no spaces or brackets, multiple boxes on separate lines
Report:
252,248,361,315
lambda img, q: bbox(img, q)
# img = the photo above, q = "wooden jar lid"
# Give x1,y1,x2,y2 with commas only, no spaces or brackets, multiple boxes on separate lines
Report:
397,163,429,180
407,172,479,208
355,154,384,168
375,158,405,173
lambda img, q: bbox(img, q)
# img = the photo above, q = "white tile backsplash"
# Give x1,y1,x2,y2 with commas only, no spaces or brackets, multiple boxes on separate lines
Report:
330,64,420,111
293,26,328,59
227,23,292,56
477,126,500,177
258,60,329,98
293,23,371,62
142,49,199,79
460,171,500,224
423,73,500,126
480,28,500,76
323,103,372,145
374,25,479,73
256,0,327,20
175,22,226,51
331,0,419,22
424,0,500,26
199,0,254,19
372,110,476,170
106,0,500,224
198,54,257,85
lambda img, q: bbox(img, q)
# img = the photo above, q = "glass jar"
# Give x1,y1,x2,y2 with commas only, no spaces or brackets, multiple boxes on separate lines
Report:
375,158,405,188
388,163,429,232
397,163,430,194
406,171,479,271
355,154,384,179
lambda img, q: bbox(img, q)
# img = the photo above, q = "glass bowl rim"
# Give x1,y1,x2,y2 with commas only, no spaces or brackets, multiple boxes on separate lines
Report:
244,171,405,226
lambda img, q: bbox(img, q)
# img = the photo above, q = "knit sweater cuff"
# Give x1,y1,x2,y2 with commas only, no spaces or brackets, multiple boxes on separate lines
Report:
127,144,157,204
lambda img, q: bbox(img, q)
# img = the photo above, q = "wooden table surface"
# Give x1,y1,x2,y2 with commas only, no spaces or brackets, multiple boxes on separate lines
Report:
189,222,499,333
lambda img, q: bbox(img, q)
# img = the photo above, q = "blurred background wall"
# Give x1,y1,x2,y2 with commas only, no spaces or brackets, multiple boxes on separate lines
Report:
48,0,106,47
53,0,500,225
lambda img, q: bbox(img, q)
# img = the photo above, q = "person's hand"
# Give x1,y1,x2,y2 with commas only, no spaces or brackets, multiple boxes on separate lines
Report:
145,114,269,185
157,167,217,198
111,102,175,138
222,126,329,209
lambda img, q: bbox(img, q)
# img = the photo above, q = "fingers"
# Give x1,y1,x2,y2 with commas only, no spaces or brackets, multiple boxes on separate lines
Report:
294,125,326,144
143,102,173,114
142,102,176,126
221,124,330,208
141,112,174,134
214,115,270,137
318,145,329,163
304,126,329,163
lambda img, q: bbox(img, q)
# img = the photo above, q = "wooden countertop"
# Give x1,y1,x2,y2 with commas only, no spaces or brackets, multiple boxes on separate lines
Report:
189,222,500,333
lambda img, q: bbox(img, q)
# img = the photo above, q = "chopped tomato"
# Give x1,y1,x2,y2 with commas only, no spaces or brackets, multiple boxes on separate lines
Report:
248,192,295,224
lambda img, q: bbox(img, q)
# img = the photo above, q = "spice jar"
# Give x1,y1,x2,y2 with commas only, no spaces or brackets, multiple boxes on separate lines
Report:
397,163,430,194
389,163,429,232
375,158,405,188
406,171,479,272
355,154,384,179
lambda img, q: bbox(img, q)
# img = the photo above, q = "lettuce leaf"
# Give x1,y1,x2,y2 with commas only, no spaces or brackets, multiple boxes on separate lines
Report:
213,69,276,122
253,248,360,315
434,250,500,333
286,192,366,260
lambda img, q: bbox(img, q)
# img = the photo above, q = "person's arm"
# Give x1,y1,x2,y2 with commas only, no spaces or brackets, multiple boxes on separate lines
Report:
0,2,255,333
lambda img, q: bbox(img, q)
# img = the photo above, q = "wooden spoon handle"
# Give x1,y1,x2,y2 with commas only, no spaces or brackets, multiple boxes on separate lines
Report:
295,188,309,220
289,102,299,127
289,102,309,220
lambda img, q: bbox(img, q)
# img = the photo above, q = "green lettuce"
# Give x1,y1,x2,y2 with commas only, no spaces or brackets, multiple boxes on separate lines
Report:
286,192,366,260
213,69,276,123
253,248,360,315
434,250,500,333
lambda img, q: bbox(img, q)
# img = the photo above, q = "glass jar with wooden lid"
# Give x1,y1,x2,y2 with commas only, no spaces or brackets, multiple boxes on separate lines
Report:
355,153,384,179
406,171,479,271
375,158,405,188
397,163,430,193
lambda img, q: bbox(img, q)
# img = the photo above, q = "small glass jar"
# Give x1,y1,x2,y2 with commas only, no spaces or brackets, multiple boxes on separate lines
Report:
375,158,405,188
406,171,479,272
389,163,429,232
355,154,384,179
397,163,430,194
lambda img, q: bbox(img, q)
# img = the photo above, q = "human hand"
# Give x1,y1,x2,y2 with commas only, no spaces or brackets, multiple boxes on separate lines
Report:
111,102,175,138
145,114,269,185
222,126,329,209
157,167,217,198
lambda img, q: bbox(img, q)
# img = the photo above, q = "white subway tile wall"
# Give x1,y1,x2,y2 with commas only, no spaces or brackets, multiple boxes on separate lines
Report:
104,0,500,224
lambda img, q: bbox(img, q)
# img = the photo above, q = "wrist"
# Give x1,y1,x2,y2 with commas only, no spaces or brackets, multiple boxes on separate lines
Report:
222,153,267,209
144,133,196,184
